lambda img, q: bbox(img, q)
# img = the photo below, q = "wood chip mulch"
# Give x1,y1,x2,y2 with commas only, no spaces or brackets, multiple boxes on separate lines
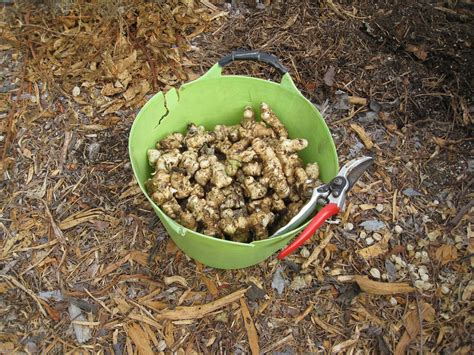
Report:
1,0,472,353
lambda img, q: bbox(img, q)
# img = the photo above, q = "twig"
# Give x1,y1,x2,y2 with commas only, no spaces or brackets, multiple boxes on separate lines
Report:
302,231,334,268
294,304,313,324
63,274,161,298
1,57,28,173
325,0,368,20
408,271,423,354
392,189,398,222
447,199,474,231
20,246,55,275
59,131,73,172
155,287,249,320
240,298,260,355
129,31,158,91
20,23,88,37
84,288,113,314
261,333,294,354
0,274,47,317
42,200,67,246
332,106,366,125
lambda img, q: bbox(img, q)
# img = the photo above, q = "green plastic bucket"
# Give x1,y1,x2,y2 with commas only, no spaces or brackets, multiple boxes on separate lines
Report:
129,51,338,269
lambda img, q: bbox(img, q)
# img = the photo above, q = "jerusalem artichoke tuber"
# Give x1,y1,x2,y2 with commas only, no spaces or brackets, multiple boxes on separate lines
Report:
252,138,290,199
243,176,268,200
147,149,161,166
170,171,194,199
260,102,288,138
179,150,199,176
145,102,322,242
249,210,275,240
211,161,233,188
185,124,215,150
156,149,181,171
156,132,184,150
242,160,262,176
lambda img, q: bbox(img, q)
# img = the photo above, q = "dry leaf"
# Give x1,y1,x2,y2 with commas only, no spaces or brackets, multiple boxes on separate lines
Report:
332,329,360,353
395,302,435,355
405,44,428,61
434,244,458,265
38,299,61,322
357,233,391,259
282,13,299,29
350,123,374,149
59,208,105,230
126,323,154,355
68,303,92,344
353,276,415,295
166,240,179,254
156,288,248,320
103,100,124,115
201,275,218,297
164,276,188,287
240,298,260,355
302,231,334,268
129,251,149,266
115,50,137,76
126,80,151,107
404,302,435,337
0,282,10,294
324,66,336,86
123,82,144,101
101,83,124,96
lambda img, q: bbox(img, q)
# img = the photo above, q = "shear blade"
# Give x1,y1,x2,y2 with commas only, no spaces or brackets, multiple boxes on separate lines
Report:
344,156,374,189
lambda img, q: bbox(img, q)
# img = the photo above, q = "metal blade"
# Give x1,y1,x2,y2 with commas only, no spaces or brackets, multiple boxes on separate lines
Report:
271,192,320,237
345,156,374,189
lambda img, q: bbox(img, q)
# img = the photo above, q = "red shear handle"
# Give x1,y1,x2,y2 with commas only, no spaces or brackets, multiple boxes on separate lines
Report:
278,203,340,259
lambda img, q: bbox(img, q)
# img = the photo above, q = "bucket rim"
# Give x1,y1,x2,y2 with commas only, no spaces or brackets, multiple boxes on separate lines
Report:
128,73,337,250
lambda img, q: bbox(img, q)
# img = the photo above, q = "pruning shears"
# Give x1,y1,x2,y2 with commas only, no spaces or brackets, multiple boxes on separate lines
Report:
273,156,374,259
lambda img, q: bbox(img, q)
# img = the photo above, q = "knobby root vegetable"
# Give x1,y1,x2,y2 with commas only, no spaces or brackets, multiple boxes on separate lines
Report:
145,103,321,242
180,151,199,176
260,102,288,138
252,138,290,199
185,124,215,150
211,161,233,188
242,161,262,176
156,132,183,150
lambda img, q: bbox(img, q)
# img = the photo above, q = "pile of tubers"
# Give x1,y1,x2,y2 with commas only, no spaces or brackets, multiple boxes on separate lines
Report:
146,103,320,242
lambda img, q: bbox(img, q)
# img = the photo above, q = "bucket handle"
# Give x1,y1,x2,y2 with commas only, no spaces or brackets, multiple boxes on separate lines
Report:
218,50,288,75
199,50,301,95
